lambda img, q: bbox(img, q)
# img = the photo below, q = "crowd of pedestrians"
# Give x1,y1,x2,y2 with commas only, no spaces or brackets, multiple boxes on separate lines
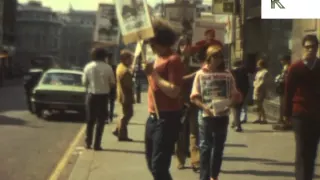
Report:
82,17,320,180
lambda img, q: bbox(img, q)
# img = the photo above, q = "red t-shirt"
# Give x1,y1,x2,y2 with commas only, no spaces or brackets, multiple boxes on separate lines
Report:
148,54,184,112
185,40,223,54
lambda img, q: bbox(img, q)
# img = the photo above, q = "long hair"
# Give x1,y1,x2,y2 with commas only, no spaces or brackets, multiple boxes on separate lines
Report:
205,45,226,71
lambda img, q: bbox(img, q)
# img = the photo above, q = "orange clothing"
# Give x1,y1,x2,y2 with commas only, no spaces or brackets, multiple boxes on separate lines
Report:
148,54,184,112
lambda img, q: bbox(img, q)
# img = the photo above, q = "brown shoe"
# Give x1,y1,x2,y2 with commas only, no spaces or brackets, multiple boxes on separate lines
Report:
112,130,118,137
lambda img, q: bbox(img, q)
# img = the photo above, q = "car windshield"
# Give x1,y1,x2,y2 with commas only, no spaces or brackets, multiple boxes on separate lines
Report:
42,72,83,86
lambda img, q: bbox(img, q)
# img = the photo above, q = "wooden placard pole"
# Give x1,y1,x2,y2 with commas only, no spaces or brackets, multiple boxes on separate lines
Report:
113,0,159,119
137,40,160,120
129,33,159,120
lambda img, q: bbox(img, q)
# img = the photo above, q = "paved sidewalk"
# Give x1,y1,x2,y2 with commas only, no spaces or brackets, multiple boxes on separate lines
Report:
68,94,320,180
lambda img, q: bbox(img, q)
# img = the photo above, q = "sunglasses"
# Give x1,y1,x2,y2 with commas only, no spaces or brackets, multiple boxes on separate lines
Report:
210,52,224,59
304,44,317,49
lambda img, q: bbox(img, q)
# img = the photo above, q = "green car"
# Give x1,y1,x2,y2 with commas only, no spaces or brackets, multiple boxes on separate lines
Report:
31,69,86,118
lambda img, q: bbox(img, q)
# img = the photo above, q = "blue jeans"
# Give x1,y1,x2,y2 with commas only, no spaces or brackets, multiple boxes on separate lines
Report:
198,115,229,180
145,111,182,180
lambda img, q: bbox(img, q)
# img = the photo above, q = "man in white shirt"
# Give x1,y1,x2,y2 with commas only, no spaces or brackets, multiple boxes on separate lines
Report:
82,47,115,151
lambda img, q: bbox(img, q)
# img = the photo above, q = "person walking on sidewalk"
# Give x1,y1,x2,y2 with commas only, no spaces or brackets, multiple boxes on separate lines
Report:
144,19,184,180
284,34,320,180
190,45,241,180
112,50,135,142
184,29,223,56
107,53,117,123
230,59,249,132
253,58,269,124
175,36,200,172
273,55,293,131
82,47,115,151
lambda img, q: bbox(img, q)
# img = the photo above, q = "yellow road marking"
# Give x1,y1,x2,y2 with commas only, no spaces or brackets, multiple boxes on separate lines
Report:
47,124,86,180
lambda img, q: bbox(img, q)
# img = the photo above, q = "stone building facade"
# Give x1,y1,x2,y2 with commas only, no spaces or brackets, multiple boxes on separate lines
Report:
234,0,292,119
14,1,64,69
60,7,95,68
291,20,320,61
0,0,17,85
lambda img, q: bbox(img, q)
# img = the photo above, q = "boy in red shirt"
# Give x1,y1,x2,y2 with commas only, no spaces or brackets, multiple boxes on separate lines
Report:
284,34,320,180
144,19,184,180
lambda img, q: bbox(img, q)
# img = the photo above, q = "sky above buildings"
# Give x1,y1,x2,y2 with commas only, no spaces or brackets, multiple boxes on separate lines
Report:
18,0,177,12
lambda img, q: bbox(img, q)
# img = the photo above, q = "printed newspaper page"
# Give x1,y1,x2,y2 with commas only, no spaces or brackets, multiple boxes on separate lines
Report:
199,72,232,117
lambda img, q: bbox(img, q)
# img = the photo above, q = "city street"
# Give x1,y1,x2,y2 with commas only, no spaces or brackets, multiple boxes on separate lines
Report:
67,93,320,180
0,79,84,180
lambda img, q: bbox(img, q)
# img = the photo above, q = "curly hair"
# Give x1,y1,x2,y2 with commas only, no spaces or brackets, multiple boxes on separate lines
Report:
149,18,178,47
120,49,134,62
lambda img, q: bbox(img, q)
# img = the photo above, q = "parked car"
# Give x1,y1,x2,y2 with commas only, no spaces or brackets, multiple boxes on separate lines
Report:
23,68,44,113
31,69,86,118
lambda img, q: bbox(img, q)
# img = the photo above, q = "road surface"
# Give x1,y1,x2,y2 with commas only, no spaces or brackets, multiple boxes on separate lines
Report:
0,80,84,180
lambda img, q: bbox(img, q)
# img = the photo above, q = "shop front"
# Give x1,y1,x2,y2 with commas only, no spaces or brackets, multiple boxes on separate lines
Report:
0,45,16,87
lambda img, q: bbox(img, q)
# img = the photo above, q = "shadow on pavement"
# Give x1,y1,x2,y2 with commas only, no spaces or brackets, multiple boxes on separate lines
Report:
225,143,248,148
129,122,145,126
243,129,279,133
0,115,42,128
222,169,320,178
0,115,26,126
221,170,296,177
130,140,144,143
100,148,144,155
264,161,320,167
223,156,278,163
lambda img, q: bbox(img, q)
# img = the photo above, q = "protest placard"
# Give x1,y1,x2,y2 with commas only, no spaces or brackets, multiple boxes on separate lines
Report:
93,4,119,46
114,0,159,118
114,0,154,44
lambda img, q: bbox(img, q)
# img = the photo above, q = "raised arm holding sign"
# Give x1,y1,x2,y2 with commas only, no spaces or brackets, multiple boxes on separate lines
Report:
140,18,185,180
114,2,185,178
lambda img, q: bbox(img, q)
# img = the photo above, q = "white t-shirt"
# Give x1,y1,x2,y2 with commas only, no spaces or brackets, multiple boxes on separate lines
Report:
82,61,115,94
190,66,237,117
